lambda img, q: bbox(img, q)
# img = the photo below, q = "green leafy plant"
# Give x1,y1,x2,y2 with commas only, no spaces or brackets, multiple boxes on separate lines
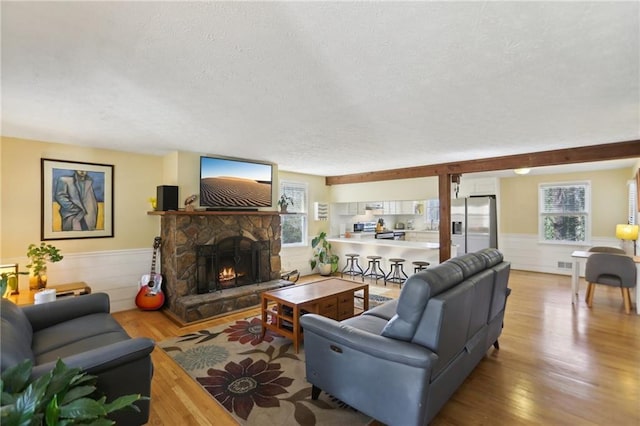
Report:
0,359,147,426
309,231,339,275
277,195,294,211
26,243,63,276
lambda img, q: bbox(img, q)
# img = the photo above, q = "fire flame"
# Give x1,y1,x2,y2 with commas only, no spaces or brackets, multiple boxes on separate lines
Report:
219,267,235,281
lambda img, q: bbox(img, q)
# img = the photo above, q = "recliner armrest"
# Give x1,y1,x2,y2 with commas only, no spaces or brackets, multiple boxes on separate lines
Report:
23,293,110,331
300,314,437,369
31,337,155,379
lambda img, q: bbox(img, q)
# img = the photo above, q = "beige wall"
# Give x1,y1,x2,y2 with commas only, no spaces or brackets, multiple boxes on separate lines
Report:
500,168,633,237
329,176,439,202
1,137,163,259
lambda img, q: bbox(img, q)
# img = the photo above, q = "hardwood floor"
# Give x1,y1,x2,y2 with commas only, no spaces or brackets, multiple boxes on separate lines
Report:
113,271,640,425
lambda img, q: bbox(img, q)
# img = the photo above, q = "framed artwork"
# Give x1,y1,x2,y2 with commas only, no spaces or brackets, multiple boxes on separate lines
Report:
637,169,640,213
41,159,114,240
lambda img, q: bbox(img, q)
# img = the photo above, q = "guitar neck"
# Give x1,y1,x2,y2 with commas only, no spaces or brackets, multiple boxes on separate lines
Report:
150,250,158,276
150,237,161,276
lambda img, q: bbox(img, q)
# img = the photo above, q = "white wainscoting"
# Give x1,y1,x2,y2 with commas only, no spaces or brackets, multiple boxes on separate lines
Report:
5,249,152,312
499,234,621,277
280,245,314,277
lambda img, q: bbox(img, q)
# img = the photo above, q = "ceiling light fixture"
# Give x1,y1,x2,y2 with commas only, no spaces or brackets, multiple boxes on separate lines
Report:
513,168,531,175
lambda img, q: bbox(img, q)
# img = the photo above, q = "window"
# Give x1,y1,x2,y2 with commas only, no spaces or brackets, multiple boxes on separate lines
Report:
280,181,307,246
424,199,440,230
539,181,590,244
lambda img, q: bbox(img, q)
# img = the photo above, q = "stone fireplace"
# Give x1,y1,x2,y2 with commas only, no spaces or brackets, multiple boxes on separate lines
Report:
151,210,292,324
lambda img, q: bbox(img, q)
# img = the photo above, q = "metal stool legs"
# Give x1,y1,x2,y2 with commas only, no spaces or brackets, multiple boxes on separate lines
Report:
341,254,364,279
385,258,408,287
362,256,385,283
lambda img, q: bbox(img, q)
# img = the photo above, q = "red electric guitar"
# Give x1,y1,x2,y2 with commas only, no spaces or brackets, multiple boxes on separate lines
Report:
135,237,165,311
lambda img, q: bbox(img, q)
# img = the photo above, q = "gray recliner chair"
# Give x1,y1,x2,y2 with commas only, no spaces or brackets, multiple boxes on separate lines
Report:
585,253,637,314
1,293,155,425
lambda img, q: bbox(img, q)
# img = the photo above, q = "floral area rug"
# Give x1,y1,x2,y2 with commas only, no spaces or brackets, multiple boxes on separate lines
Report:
159,315,377,425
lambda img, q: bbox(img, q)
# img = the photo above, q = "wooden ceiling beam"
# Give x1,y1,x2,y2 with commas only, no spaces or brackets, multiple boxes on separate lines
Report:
325,140,640,185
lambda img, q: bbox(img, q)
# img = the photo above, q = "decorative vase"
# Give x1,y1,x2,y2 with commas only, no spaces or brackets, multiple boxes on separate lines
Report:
280,205,288,213
29,268,47,290
318,263,332,276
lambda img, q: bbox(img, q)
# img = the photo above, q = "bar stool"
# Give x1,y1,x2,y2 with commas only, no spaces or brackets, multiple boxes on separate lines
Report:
341,253,364,279
385,258,408,287
412,261,430,273
362,255,386,283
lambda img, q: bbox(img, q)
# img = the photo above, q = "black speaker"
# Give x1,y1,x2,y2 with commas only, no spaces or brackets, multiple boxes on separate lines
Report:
156,185,179,211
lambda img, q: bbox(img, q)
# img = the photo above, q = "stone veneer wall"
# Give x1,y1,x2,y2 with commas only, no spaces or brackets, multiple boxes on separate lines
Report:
156,211,282,319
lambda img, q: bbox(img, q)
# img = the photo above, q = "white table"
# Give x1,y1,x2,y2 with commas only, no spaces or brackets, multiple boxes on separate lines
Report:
571,250,640,315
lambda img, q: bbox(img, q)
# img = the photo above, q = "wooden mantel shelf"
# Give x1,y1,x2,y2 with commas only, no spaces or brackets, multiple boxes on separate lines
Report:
147,210,280,216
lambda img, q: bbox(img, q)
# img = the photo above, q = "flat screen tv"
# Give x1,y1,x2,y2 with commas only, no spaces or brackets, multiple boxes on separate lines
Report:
199,156,273,209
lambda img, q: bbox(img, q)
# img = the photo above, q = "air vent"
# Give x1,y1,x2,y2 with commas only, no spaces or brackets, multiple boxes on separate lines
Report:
557,261,573,269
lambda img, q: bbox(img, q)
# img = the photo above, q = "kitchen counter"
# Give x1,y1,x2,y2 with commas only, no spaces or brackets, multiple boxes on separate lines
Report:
327,237,456,271
328,237,439,250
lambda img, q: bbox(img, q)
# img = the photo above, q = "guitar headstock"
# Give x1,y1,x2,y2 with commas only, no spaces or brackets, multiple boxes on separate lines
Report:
153,237,161,249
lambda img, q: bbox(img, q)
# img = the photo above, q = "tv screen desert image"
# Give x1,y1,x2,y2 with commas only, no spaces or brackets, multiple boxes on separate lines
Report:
200,158,272,208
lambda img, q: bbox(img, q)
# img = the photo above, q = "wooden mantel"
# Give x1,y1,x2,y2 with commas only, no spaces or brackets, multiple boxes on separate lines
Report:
147,210,281,216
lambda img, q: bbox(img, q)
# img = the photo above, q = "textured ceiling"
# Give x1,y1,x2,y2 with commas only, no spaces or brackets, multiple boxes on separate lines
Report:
1,1,638,176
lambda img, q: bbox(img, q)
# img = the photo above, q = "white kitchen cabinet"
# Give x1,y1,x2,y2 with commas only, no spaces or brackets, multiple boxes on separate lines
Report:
404,231,416,241
458,177,497,197
400,201,414,214
333,202,365,215
383,201,395,214
333,203,348,215
335,199,433,216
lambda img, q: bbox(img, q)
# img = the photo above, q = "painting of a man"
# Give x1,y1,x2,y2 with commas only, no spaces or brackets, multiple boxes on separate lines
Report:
54,170,99,231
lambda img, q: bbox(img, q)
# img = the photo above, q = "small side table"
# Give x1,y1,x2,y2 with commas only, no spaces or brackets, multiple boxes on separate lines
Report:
7,282,91,306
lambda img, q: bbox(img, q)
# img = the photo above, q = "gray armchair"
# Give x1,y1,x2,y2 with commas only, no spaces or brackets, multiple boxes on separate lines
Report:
588,246,626,254
585,253,637,314
1,293,155,425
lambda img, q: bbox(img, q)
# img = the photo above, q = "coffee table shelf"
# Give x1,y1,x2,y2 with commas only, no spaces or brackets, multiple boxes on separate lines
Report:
261,278,369,353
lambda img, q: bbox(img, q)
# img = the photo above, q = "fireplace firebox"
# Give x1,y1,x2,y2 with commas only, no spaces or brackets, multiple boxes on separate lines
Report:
196,236,270,293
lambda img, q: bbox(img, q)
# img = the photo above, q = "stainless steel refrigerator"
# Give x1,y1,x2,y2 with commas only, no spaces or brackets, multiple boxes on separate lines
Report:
451,196,497,254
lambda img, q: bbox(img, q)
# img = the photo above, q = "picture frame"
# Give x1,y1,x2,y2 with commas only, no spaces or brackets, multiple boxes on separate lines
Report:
636,169,640,214
41,159,114,240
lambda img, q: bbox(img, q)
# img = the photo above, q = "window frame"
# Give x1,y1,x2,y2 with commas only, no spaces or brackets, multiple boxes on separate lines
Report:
538,180,591,245
279,180,308,248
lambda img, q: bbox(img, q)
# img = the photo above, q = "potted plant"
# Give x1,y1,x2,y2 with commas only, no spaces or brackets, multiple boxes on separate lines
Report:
26,242,63,290
1,268,24,298
278,194,294,213
1,358,147,426
310,231,339,276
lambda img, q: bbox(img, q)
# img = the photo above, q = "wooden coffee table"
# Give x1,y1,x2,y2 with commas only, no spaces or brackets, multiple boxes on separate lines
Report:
261,278,369,353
